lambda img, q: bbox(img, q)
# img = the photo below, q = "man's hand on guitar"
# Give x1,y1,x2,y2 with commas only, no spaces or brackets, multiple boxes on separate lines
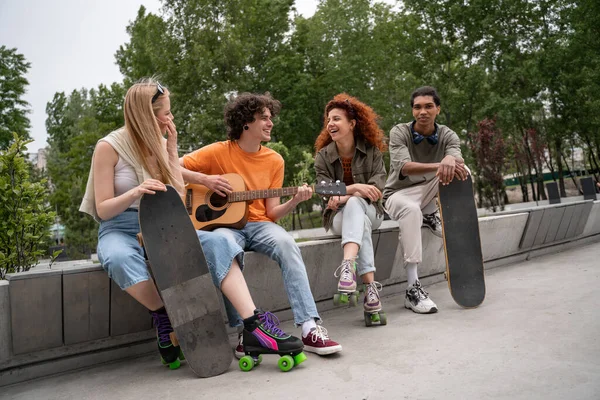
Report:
202,175,233,197
293,183,313,205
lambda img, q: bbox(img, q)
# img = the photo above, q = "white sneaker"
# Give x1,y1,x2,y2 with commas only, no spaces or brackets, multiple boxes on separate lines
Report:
405,281,438,314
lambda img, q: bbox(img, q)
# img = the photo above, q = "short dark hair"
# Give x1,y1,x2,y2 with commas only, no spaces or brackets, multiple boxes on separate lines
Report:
224,92,282,140
410,86,441,107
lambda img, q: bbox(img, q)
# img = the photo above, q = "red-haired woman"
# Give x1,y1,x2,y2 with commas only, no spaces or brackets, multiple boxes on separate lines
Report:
314,94,388,324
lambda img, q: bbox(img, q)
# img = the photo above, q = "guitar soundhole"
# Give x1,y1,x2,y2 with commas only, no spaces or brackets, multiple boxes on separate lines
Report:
209,192,228,209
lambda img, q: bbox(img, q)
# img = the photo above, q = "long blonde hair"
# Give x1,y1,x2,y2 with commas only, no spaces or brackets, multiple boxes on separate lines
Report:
123,78,178,186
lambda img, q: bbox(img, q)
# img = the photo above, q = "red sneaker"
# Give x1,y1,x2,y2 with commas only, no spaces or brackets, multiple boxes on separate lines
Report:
302,325,342,355
234,332,244,359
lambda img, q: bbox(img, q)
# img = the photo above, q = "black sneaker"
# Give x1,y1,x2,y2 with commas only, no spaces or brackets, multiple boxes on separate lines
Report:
242,310,303,355
422,210,443,237
150,307,183,369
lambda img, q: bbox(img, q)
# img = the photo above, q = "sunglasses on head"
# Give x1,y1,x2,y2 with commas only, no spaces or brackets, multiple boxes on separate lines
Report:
151,82,165,104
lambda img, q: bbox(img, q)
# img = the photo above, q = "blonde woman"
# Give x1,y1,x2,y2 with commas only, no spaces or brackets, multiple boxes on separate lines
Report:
81,79,303,371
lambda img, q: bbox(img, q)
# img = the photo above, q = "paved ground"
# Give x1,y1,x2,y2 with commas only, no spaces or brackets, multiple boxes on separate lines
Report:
2,242,599,400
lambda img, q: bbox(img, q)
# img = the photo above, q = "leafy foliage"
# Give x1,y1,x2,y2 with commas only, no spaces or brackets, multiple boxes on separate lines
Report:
0,135,55,279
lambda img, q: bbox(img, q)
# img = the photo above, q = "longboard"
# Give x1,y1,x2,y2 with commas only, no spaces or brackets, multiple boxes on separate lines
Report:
139,186,232,377
437,176,486,308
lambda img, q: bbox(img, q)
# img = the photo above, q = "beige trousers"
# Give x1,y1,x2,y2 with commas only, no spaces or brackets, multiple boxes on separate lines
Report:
384,177,440,264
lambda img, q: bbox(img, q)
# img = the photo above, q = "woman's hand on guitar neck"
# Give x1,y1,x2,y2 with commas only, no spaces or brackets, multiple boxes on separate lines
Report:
201,174,233,197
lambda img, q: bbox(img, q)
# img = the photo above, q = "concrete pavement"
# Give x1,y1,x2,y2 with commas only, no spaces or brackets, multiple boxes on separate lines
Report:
2,242,599,400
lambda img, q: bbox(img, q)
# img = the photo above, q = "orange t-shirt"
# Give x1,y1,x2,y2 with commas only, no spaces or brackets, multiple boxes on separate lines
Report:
182,141,284,222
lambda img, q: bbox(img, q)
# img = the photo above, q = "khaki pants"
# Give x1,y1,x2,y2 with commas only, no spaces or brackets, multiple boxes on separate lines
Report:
384,177,439,264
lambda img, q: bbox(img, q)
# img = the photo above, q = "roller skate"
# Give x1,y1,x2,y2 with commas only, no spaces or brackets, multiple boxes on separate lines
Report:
150,307,184,369
333,259,359,306
238,310,306,372
363,282,387,327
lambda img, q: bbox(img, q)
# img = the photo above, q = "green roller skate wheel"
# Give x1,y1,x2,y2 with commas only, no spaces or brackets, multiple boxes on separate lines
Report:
239,355,255,372
179,349,186,361
340,293,349,304
371,313,381,323
255,354,263,365
161,357,167,365
349,293,358,307
278,355,294,372
380,312,388,325
168,358,181,370
333,293,341,306
293,352,307,366
364,312,373,327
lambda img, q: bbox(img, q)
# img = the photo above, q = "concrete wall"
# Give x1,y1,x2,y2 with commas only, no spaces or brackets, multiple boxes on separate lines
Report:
1,199,599,386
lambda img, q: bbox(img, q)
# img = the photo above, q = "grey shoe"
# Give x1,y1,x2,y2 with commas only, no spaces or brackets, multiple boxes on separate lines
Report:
422,210,443,237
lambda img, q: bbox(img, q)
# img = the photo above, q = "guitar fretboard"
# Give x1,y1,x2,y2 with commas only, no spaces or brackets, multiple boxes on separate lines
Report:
228,187,300,202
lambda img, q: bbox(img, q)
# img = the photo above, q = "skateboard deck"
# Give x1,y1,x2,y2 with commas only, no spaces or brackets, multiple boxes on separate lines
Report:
437,175,486,308
139,186,232,377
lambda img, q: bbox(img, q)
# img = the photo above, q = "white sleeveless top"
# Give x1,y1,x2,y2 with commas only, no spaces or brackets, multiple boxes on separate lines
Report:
114,156,140,208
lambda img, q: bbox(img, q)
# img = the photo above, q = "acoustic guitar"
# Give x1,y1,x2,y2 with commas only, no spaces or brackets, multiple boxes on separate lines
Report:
185,173,347,231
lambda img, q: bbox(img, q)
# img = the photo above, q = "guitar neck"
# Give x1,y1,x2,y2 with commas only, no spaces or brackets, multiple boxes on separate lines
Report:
227,186,308,203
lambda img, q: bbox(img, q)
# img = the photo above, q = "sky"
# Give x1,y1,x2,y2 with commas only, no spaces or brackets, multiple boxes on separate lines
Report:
0,0,344,153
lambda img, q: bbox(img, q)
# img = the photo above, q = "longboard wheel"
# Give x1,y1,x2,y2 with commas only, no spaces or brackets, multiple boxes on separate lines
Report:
293,352,307,366
239,355,255,372
278,355,294,372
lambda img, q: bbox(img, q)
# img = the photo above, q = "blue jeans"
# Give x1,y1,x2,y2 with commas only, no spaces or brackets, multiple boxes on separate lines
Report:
214,222,320,327
97,210,244,290
330,197,383,276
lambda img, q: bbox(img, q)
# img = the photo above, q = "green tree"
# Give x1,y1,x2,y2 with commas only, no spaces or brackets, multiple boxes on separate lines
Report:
0,46,31,149
0,134,55,279
46,84,125,258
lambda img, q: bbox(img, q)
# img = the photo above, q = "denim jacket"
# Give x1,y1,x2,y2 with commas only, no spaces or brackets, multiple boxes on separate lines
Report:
314,136,387,231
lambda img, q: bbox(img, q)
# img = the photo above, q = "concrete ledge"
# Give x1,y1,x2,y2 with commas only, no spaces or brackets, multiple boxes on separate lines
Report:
0,281,10,364
1,202,600,386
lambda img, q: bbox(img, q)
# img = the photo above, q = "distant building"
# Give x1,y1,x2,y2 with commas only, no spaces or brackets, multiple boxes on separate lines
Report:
28,148,47,170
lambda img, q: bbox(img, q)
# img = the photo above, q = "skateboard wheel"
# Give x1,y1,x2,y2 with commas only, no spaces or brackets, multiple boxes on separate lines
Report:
239,355,255,372
379,312,387,325
278,355,294,372
293,352,307,366
168,358,181,370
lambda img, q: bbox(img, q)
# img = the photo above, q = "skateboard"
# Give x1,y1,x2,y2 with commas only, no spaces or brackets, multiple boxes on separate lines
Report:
139,185,233,377
437,175,486,308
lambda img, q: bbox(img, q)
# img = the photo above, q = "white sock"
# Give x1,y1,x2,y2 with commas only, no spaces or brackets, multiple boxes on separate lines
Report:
301,319,317,337
406,263,418,287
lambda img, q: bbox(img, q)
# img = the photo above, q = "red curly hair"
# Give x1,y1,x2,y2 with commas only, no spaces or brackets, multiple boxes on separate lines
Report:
314,93,387,153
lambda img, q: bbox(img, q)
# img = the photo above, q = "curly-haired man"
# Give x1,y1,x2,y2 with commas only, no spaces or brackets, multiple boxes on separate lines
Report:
180,92,342,357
